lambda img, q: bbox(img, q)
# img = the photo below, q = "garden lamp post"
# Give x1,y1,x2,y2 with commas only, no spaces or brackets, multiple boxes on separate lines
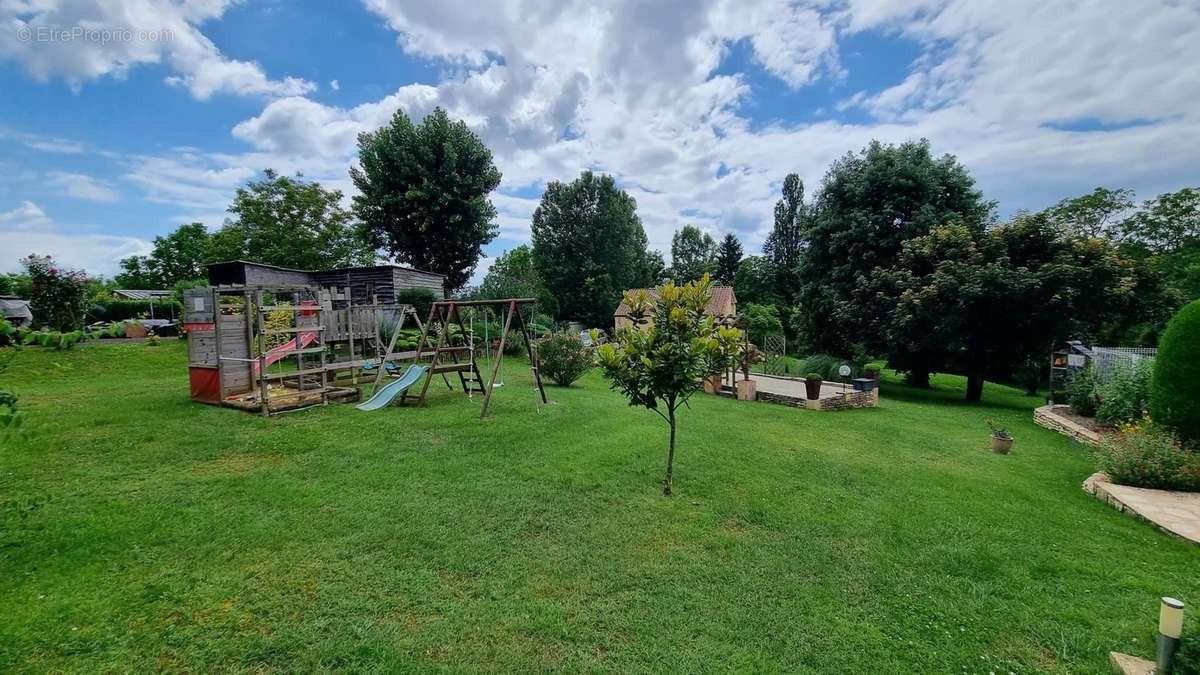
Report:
1158,596,1185,673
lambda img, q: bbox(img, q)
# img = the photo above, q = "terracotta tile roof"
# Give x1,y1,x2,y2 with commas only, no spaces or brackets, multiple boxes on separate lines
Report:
614,286,737,317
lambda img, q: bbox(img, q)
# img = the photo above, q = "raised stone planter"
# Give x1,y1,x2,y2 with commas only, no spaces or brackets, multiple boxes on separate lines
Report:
1034,404,1103,447
1083,472,1200,544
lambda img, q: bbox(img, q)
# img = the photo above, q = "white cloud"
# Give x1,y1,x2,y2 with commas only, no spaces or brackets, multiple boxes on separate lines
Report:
94,0,1200,264
0,200,151,275
48,171,119,202
0,0,314,99
329,79,340,91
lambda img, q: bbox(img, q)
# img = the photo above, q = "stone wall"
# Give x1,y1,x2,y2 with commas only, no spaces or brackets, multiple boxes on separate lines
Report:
819,388,878,410
1033,405,1102,446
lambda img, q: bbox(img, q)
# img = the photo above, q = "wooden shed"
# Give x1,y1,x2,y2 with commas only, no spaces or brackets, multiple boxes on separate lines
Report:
207,260,445,304
613,286,737,330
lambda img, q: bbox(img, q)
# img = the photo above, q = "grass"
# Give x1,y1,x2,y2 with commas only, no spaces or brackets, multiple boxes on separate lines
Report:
1,341,1197,673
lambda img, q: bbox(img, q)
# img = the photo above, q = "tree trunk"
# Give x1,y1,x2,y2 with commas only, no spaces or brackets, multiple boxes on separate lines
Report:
905,369,931,388
663,405,676,496
965,372,985,402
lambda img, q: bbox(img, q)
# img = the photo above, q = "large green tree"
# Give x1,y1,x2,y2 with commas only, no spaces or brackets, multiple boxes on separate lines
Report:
733,256,781,307
211,170,372,271
670,225,716,282
797,140,993,358
531,171,654,327
117,222,214,288
352,107,501,293
861,214,1151,401
714,233,743,285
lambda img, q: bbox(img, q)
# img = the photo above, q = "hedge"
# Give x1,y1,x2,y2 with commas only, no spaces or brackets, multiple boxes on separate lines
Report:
88,299,183,323
1150,299,1200,443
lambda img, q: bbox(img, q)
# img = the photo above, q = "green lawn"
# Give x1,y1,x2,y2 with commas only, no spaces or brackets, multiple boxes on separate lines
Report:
1,341,1196,673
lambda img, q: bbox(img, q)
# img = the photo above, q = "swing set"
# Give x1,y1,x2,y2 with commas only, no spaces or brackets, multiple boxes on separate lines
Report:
373,297,547,418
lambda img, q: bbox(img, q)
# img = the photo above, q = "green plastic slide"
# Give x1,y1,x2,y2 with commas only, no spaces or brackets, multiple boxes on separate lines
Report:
355,364,428,411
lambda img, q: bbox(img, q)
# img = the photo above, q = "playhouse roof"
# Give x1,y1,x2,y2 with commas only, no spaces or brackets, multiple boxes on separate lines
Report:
613,286,737,318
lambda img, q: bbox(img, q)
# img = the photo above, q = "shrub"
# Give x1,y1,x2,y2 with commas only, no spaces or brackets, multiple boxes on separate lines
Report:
1065,367,1098,417
805,372,822,381
395,288,437,320
1095,360,1152,425
1176,635,1200,675
1095,423,1200,492
23,255,90,331
1015,359,1041,396
740,303,783,346
537,331,594,386
798,354,844,381
1151,299,1200,443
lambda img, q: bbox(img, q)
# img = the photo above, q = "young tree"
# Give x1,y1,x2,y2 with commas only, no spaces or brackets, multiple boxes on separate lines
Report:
1042,187,1135,239
670,225,716,282
352,108,500,293
531,171,653,327
211,170,372,271
763,174,808,307
598,275,740,495
714,233,743,285
798,140,993,358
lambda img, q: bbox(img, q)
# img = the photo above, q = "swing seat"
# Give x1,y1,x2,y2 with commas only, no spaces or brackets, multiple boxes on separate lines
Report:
361,360,400,373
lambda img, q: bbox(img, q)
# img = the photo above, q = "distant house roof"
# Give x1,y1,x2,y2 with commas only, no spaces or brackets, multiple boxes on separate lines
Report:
113,289,174,300
613,286,737,318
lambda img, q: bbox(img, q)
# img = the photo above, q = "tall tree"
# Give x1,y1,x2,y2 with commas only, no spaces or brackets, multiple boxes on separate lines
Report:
531,171,653,327
148,222,212,285
1042,187,1135,238
670,225,716,282
211,170,372,271
714,233,743,285
763,173,808,308
797,140,993,359
733,256,782,307
861,214,1152,401
352,107,500,293
114,255,160,289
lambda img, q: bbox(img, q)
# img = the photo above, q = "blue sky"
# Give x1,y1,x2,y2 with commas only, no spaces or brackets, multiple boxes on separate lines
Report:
2,0,1199,280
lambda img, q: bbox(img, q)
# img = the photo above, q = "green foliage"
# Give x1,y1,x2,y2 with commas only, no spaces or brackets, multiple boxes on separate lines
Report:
860,215,1151,401
23,254,90,331
763,174,810,309
670,225,716,283
117,223,215,289
796,354,842,381
798,140,993,355
353,108,500,293
145,334,161,347
1041,187,1135,238
733,256,782,307
531,171,655,327
714,234,742,286
213,170,373,272
1095,360,1153,425
536,331,594,386
1119,186,1200,254
1176,635,1200,675
1095,424,1200,492
89,298,183,323
1066,368,1099,417
1015,359,1042,396
598,275,740,494
0,272,32,298
474,246,558,317
1151,299,1200,442
805,372,822,381
739,303,782,346
394,288,437,321
0,343,19,432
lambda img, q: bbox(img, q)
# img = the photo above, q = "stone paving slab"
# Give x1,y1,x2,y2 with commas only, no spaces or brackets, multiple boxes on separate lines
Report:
1084,472,1200,544
1109,651,1154,675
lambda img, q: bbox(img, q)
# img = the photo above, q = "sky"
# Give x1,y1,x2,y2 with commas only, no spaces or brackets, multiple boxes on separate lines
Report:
1,0,1199,282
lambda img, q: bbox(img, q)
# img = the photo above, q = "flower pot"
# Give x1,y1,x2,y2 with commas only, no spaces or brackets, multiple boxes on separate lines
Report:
736,378,757,401
990,434,1013,454
804,379,822,400
703,374,723,394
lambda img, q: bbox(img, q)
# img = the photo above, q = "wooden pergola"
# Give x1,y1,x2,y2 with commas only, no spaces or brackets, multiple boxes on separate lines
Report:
410,298,547,418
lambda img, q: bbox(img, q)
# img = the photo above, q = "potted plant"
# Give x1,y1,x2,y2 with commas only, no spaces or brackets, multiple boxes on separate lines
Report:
986,417,1013,454
805,372,823,400
864,361,884,381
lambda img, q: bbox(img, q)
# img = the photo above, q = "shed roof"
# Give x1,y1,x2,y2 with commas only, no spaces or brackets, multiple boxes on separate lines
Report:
113,289,174,300
613,286,737,317
0,296,32,320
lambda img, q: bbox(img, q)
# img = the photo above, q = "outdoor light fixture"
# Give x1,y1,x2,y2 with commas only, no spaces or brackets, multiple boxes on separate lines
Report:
1158,596,1185,673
